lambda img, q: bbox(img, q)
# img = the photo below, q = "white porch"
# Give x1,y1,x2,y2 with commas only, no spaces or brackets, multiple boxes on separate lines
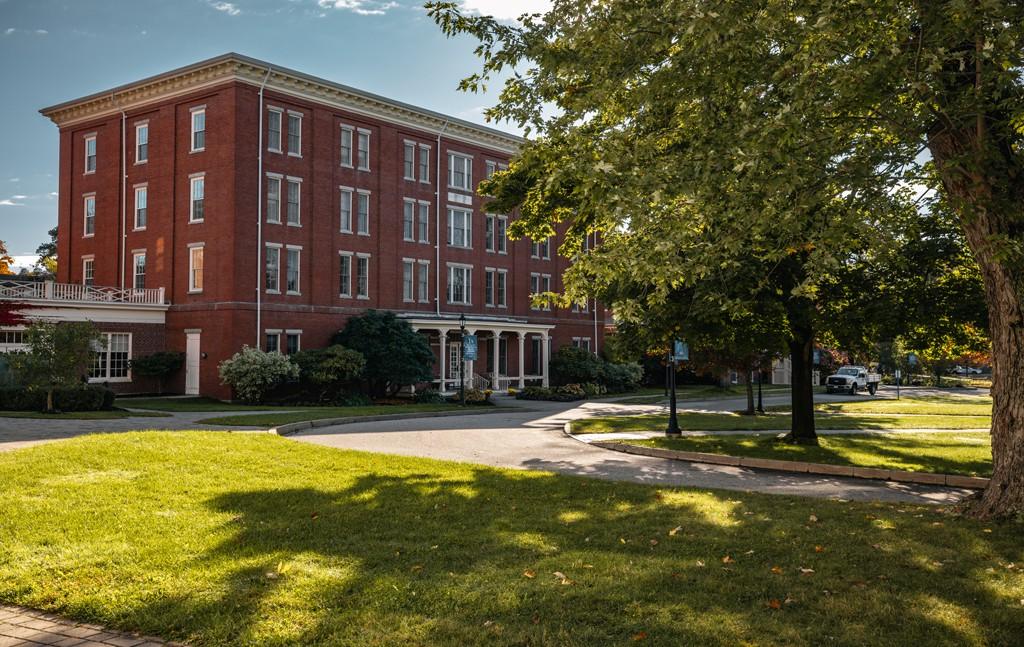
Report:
402,314,554,393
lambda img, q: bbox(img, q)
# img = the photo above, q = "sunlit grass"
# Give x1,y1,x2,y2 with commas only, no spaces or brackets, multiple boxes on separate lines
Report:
198,404,477,427
573,412,991,434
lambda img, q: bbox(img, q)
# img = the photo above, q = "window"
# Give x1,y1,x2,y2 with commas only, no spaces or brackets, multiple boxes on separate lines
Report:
339,187,353,232
267,108,282,152
286,178,301,226
135,123,148,163
188,245,204,293
417,260,429,302
356,191,370,235
83,195,96,236
190,175,205,222
356,254,370,298
447,207,472,248
448,152,472,190
417,202,430,243
90,332,131,382
286,332,301,355
82,256,95,286
340,125,353,167
357,129,370,170
486,160,497,179
403,200,415,241
266,331,280,353
338,252,352,297
485,268,495,306
191,107,205,152
496,270,507,307
134,186,147,230
266,176,281,223
485,216,494,252
132,252,146,290
0,329,27,350
497,216,508,253
485,269,507,308
529,273,552,310
447,264,472,305
286,246,301,294
265,245,280,292
403,142,416,180
402,260,415,302
287,112,302,156
532,237,551,259
541,274,551,310
418,145,430,183
84,135,96,173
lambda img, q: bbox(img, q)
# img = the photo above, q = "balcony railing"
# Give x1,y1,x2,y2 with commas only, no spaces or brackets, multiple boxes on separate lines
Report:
0,279,166,306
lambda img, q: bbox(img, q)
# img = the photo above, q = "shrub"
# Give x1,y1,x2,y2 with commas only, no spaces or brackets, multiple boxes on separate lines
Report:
515,385,586,402
291,344,366,403
129,352,184,394
7,321,101,412
601,361,643,393
0,385,114,412
333,310,434,397
550,346,604,386
218,346,300,404
414,388,446,404
581,382,606,397
448,388,493,405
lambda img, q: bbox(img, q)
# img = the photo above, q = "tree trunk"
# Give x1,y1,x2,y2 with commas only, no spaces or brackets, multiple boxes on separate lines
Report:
743,371,755,415
45,388,54,413
784,329,818,444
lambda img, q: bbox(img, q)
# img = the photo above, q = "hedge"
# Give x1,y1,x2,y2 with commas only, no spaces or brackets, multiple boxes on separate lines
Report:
0,385,116,412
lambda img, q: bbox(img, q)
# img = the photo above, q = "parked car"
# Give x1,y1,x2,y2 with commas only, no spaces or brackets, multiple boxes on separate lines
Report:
825,365,881,395
951,365,984,375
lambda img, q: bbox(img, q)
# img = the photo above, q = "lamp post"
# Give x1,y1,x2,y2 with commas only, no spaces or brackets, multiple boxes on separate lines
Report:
459,313,467,406
666,341,684,437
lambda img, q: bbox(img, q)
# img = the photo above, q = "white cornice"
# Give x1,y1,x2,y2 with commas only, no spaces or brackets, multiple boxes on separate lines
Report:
40,54,523,154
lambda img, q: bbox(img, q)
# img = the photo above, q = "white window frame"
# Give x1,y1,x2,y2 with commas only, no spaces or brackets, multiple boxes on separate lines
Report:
339,124,354,167
402,258,415,302
530,272,540,311
447,206,472,249
447,263,472,305
355,253,370,299
285,245,302,295
339,186,353,233
403,141,416,180
266,174,282,224
356,128,370,171
135,122,149,164
496,269,507,308
188,243,204,293
448,152,473,191
132,250,146,290
190,106,206,153
286,177,302,226
417,200,430,243
541,273,552,310
356,190,370,236
285,330,302,354
484,267,496,307
418,144,431,183
287,110,302,158
485,160,497,180
82,255,95,286
133,184,147,230
417,259,430,303
338,251,353,298
84,134,97,174
189,174,205,223
402,199,416,242
265,243,282,293
267,107,282,153
265,329,282,353
496,215,508,254
89,332,133,383
83,194,96,237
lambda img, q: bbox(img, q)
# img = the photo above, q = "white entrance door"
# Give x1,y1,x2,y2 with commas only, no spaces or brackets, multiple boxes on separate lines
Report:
185,332,200,395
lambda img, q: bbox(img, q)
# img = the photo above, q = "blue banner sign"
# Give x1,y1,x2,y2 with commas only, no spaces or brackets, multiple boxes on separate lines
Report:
813,349,820,365
463,334,478,361
907,352,917,366
673,340,689,361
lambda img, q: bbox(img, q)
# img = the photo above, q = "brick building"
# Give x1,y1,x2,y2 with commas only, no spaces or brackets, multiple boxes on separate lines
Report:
8,53,603,399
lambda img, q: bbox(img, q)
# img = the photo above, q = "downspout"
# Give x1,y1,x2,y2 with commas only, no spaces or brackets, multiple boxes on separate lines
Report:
114,92,127,290
435,120,449,317
592,233,599,355
255,66,272,346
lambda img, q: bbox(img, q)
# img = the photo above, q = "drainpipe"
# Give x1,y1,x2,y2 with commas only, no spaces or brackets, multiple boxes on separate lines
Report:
435,120,449,317
113,92,127,290
255,66,272,346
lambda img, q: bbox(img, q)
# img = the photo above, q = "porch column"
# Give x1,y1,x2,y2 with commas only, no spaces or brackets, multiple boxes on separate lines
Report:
439,329,448,392
541,333,550,387
491,331,502,390
517,331,526,389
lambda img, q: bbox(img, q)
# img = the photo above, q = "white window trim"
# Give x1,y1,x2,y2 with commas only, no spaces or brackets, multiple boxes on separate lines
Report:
417,259,430,303
285,176,302,227
81,255,95,286
339,124,354,168
339,186,354,233
132,251,146,290
265,242,282,294
356,189,371,236
134,122,149,165
287,110,303,158
338,251,353,298
189,174,205,223
89,332,133,384
355,252,371,300
190,106,206,153
266,173,283,224
402,258,416,303
447,151,474,191
356,128,371,171
267,106,283,153
83,193,96,238
84,134,97,174
484,266,496,308
402,198,417,242
417,200,431,244
285,329,303,354
265,330,282,353
187,243,204,294
447,206,473,249
541,273,552,310
496,268,508,308
403,140,417,181
285,244,302,295
447,262,473,305
497,215,508,255
133,184,147,231
530,272,541,311
418,144,431,184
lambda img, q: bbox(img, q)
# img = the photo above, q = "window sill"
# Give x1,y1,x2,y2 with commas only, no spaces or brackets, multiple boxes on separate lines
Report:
286,291,301,296
83,171,95,176
134,160,147,166
286,222,302,228
188,289,203,294
340,163,353,169
288,153,302,159
83,233,95,238
403,176,416,182
358,167,371,172
89,377,132,384
266,290,280,295
420,179,431,185
189,219,204,225
268,148,282,154
357,232,371,237
418,239,430,245
340,229,353,234
267,219,282,225
132,227,146,232
190,148,205,154
356,295,370,300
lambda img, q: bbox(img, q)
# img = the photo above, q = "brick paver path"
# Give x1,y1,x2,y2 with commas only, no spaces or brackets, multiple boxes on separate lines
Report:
0,605,182,646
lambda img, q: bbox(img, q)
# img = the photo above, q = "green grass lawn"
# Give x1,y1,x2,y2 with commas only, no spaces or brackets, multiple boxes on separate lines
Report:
628,432,993,477
197,403,473,427
812,395,992,417
573,412,992,434
614,384,796,405
0,409,170,420
0,433,1020,646
115,397,296,412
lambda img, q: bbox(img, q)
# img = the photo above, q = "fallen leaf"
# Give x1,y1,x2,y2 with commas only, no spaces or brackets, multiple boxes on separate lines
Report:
768,599,782,610
799,567,815,575
632,631,648,641
808,515,818,523
649,539,659,546
553,571,573,585
310,511,319,520
483,620,494,627
744,550,755,555
620,537,627,544
814,545,825,553
722,555,735,564
411,565,424,573
695,560,706,567
770,566,784,575
523,569,536,579
669,526,683,536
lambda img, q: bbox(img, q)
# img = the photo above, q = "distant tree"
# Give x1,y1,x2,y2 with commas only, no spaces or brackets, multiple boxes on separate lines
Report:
34,227,57,276
0,240,13,275
130,352,184,394
333,310,434,397
8,321,101,412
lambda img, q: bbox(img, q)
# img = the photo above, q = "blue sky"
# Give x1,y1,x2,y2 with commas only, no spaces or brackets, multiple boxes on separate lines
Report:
0,0,548,267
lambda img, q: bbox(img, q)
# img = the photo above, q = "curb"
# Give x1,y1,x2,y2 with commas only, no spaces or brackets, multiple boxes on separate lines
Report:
562,422,989,490
272,407,518,436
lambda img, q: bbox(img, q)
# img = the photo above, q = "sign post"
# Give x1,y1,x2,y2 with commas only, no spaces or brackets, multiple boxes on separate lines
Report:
462,334,477,406
666,341,687,437
894,368,901,400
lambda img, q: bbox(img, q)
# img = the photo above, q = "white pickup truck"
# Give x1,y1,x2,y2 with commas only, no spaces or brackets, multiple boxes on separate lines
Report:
825,365,881,395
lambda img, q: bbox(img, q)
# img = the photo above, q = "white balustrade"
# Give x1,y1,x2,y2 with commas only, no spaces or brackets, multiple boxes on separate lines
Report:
0,279,166,306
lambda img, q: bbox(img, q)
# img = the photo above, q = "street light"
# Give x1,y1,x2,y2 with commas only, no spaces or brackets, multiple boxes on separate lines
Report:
459,313,467,406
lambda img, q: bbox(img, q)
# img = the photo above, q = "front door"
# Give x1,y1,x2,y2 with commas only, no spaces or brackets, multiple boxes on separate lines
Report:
185,332,200,395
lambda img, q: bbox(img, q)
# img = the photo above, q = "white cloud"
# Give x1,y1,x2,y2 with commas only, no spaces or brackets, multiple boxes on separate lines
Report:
11,255,39,269
459,0,550,21
10,194,26,200
3,27,49,36
34,29,47,34
207,1,241,16
8,178,19,182
48,191,58,198
0,199,24,206
3,28,14,35
317,0,399,16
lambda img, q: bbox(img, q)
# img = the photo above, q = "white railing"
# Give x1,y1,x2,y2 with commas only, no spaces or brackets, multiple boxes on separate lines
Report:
0,279,166,306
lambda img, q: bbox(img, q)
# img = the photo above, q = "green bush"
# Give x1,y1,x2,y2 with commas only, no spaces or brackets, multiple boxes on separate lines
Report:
515,385,587,402
129,352,184,393
581,382,606,397
291,344,366,403
0,385,115,412
218,346,300,404
447,388,493,405
601,361,643,393
414,388,446,404
333,311,434,397
550,346,604,386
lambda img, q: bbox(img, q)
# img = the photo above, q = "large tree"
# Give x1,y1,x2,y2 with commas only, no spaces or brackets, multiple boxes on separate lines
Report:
0,239,13,275
429,1,1023,517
